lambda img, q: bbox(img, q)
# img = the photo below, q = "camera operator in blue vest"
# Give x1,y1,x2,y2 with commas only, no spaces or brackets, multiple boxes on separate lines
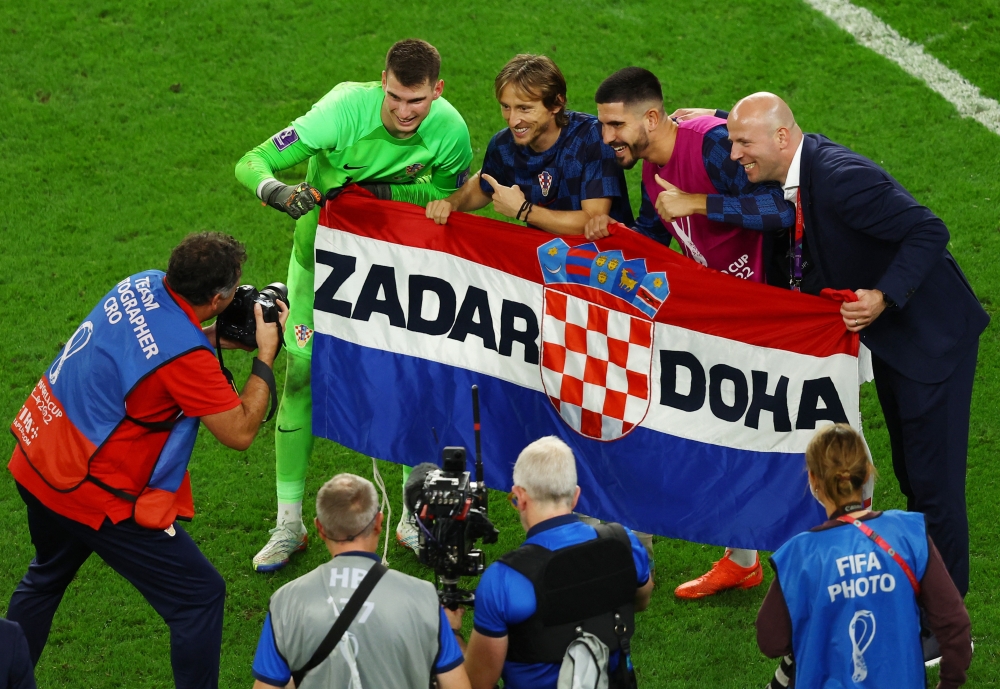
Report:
7,232,288,689
757,424,971,688
463,436,653,689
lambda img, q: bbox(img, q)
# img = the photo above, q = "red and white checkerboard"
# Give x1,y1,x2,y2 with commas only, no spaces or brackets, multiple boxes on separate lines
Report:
540,289,654,440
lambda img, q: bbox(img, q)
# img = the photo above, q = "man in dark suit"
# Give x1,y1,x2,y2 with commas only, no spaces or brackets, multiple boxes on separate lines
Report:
722,93,989,608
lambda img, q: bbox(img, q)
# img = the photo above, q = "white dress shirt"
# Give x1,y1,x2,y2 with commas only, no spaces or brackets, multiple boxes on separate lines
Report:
782,138,804,204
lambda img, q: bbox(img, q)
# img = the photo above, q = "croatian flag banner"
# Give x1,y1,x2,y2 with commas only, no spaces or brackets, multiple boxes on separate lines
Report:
312,190,859,550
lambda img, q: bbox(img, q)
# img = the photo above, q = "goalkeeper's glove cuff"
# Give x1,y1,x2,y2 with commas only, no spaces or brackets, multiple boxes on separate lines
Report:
257,178,283,203
260,180,322,219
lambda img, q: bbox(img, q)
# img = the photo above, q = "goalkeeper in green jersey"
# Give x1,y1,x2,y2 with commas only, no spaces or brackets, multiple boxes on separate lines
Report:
236,39,472,572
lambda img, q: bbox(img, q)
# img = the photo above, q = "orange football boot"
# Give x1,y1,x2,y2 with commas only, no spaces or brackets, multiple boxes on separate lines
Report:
674,550,763,599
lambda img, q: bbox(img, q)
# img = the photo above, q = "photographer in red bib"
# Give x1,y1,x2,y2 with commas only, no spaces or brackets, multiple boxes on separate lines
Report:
7,232,288,689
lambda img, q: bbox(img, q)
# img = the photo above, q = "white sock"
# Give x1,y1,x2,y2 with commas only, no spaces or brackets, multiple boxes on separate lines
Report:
727,548,758,568
277,502,304,529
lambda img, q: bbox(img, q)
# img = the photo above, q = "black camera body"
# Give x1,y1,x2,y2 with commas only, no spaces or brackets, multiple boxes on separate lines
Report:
216,283,289,350
409,447,499,607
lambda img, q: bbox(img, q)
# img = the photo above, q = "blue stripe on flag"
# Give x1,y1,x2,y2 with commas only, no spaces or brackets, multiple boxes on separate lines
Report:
312,333,826,551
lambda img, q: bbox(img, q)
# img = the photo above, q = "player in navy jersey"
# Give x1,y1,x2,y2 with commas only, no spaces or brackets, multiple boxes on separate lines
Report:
426,54,633,233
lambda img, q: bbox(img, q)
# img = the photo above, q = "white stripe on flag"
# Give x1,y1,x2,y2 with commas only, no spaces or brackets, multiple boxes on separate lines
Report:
314,227,858,454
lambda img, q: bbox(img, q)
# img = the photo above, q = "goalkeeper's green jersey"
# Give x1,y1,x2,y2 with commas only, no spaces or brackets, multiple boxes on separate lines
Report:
236,81,473,267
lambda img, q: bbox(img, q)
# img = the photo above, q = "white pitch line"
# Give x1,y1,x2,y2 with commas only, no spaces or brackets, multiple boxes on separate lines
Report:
804,0,1000,136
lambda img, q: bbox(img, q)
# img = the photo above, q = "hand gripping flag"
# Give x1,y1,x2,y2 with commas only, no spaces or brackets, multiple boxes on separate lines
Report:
311,189,860,550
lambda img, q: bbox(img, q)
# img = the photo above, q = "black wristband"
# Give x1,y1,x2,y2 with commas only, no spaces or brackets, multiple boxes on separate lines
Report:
359,183,392,201
523,203,534,224
251,357,278,423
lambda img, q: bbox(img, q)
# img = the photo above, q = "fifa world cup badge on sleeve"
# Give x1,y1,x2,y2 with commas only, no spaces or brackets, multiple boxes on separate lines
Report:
538,171,553,197
537,238,670,441
272,127,299,152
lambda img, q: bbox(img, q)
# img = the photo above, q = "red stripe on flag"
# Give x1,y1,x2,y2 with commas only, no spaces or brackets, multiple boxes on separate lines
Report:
320,190,857,358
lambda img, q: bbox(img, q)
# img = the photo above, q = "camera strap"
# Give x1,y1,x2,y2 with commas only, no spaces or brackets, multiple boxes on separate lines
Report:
215,329,237,393
215,331,278,423
836,514,921,595
291,562,388,687
251,357,278,423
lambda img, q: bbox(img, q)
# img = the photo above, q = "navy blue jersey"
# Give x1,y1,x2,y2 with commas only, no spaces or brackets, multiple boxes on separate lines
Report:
480,111,634,226
633,123,793,237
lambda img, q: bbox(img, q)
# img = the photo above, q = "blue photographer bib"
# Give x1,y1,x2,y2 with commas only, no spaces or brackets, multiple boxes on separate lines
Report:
771,510,927,688
11,270,213,528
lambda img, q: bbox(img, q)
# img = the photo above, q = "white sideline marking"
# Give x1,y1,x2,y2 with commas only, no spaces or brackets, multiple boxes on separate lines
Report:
804,0,1000,136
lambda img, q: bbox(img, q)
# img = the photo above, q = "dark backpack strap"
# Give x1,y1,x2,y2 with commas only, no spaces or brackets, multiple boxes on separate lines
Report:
85,475,138,502
124,414,177,432
593,523,632,553
498,543,552,580
291,562,388,687
595,523,639,689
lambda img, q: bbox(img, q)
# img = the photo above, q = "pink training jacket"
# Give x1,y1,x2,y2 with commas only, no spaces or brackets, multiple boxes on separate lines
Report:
641,116,764,283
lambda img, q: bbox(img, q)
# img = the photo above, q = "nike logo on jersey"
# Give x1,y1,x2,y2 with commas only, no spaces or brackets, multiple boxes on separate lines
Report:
343,164,366,170
277,426,303,433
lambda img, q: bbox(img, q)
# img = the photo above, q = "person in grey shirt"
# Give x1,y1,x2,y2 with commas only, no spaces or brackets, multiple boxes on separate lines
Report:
250,473,470,689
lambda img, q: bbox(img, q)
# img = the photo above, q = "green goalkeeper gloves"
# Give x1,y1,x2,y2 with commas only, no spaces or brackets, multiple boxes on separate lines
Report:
259,180,323,219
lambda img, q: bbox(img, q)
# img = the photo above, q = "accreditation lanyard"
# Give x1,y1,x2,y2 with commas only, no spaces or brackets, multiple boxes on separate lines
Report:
837,514,921,596
790,188,805,292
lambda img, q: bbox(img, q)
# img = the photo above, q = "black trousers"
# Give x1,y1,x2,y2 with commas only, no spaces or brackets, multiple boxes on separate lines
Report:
6,482,226,689
871,343,978,597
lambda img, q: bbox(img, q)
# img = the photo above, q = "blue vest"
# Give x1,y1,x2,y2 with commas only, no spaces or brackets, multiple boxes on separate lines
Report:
13,271,213,528
771,511,927,688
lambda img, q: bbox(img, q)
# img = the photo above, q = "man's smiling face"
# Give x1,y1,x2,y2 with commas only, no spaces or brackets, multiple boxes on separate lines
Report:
498,84,559,150
597,102,650,170
727,117,783,183
380,71,442,137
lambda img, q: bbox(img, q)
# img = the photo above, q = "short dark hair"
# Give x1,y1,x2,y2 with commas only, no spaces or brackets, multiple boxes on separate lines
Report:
385,39,441,87
166,232,246,305
494,54,569,128
594,67,663,109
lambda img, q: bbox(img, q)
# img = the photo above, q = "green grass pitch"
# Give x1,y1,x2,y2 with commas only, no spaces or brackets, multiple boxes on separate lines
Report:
2,0,998,686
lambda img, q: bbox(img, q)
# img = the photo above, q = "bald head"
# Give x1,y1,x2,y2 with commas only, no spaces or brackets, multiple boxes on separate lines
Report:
731,92,796,131
727,92,802,185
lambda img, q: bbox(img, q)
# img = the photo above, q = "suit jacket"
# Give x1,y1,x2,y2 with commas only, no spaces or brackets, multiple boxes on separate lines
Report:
796,134,988,383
